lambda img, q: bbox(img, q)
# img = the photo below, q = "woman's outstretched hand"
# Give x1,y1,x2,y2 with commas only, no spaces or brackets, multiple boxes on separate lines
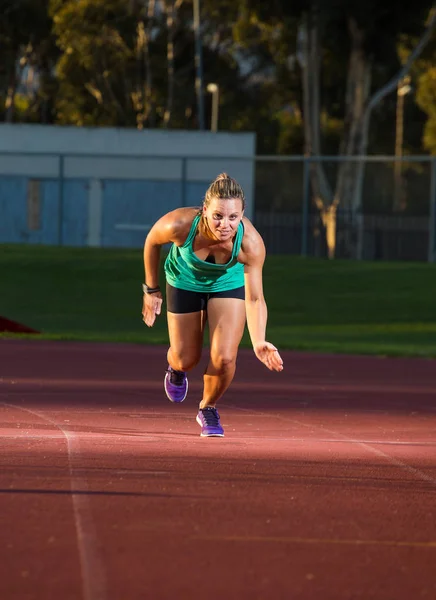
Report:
142,292,163,327
254,341,283,372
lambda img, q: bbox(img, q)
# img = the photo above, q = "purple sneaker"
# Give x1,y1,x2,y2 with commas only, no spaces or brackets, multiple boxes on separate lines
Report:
196,407,224,437
164,366,188,403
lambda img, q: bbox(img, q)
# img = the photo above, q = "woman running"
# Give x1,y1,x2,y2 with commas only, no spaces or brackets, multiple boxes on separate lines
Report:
142,172,283,437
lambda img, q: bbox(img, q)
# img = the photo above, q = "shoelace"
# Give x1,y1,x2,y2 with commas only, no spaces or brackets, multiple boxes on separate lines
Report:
200,407,220,426
168,368,185,385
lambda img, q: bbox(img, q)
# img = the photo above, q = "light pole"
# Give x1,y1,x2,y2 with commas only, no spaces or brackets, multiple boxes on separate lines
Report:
207,83,219,132
193,0,205,130
394,76,412,212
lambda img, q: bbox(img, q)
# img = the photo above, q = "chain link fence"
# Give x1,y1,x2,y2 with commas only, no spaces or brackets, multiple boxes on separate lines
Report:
1,152,435,261
254,156,436,262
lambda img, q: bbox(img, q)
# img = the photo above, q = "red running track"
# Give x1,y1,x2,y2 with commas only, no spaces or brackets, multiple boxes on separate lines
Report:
0,339,435,600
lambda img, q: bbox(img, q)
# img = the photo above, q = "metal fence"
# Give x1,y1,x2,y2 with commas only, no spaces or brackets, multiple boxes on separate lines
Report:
1,152,435,261
254,155,436,262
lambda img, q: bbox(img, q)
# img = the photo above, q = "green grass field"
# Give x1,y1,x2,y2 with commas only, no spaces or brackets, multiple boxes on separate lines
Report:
1,243,436,357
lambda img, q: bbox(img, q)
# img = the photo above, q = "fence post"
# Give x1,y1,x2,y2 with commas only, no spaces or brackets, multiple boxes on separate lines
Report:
429,157,436,262
58,154,65,246
301,156,311,257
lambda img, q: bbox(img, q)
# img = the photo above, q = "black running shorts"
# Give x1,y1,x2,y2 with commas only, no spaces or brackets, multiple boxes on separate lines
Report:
166,283,245,314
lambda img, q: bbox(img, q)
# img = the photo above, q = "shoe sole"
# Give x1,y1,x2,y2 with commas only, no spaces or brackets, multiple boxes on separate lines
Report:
196,415,224,437
164,375,188,403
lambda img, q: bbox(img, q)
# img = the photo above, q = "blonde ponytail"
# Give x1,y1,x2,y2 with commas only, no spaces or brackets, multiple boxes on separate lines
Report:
203,173,246,209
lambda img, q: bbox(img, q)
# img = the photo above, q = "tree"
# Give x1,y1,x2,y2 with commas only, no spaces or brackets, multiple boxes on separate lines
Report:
0,0,55,123
411,30,436,155
50,0,141,126
49,0,251,129
416,66,436,153
210,0,436,258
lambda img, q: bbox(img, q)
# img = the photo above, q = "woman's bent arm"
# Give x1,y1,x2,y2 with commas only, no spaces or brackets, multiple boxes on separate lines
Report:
143,236,162,289
243,225,283,372
142,209,189,327
143,208,192,287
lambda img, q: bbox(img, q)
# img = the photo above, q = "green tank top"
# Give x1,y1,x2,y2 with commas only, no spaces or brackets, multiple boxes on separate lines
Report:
164,213,245,292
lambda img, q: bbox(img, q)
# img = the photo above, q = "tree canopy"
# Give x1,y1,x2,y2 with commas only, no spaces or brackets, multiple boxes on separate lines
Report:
1,0,436,156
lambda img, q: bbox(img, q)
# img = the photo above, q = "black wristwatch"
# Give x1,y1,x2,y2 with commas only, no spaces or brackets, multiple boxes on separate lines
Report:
142,283,161,294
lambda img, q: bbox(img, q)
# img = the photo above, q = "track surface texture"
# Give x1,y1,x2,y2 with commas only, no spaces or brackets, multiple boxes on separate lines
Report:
1,340,435,600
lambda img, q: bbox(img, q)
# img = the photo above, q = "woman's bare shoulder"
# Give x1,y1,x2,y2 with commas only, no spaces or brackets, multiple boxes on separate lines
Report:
165,206,198,225
240,216,266,263
161,207,199,242
147,207,199,245
241,216,264,246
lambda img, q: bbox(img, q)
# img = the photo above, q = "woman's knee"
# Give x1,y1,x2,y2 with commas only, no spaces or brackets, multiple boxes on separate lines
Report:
209,352,237,373
168,348,201,371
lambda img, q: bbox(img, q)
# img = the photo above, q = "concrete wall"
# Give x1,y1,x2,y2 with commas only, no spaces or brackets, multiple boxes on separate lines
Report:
0,124,256,248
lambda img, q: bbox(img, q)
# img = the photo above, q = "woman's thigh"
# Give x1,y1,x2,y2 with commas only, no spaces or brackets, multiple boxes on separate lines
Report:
206,297,246,363
167,310,207,363
166,284,207,362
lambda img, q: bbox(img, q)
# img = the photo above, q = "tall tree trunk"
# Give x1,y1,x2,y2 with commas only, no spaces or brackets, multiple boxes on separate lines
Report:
333,17,371,258
300,14,331,202
135,18,146,129
335,18,371,210
298,9,334,258
144,0,156,127
320,204,338,260
164,0,175,127
132,0,156,128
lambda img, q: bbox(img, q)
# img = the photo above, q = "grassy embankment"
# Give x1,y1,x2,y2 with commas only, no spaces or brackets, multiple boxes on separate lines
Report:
1,244,436,357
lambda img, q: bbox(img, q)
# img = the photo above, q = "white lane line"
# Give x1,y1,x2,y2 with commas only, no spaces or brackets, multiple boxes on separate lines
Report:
1,402,107,600
1,377,436,395
1,430,436,448
194,534,436,549
223,404,436,486
0,432,158,442
350,440,436,485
